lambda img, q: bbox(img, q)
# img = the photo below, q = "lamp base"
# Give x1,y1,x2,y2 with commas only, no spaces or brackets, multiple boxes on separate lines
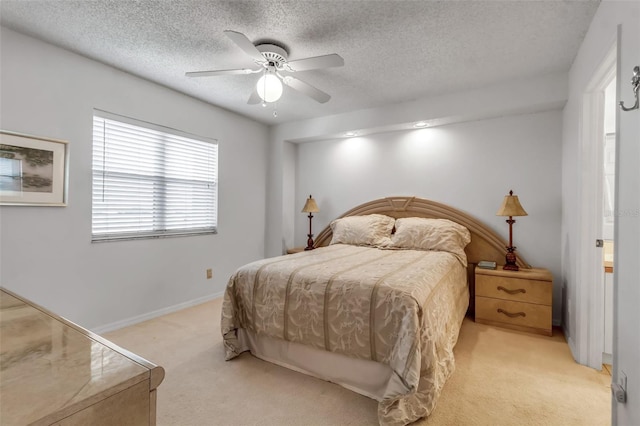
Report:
305,234,315,251
503,247,519,271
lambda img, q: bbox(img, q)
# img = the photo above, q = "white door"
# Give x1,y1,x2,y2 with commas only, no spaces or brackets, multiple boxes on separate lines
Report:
612,19,640,425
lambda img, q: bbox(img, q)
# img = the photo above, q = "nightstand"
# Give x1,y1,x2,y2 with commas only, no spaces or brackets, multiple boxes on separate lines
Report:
475,267,553,336
286,247,305,254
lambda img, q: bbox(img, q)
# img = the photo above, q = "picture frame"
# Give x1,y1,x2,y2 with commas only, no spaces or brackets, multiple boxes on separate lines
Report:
0,130,69,206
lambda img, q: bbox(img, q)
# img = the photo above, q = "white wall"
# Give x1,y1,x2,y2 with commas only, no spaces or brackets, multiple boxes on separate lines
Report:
282,141,297,252
294,111,563,324
0,28,269,330
267,73,568,259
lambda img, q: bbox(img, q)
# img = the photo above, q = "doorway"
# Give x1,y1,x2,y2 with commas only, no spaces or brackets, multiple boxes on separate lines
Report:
601,76,616,369
576,42,616,370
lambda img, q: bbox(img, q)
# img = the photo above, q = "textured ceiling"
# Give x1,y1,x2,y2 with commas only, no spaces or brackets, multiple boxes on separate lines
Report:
0,0,599,125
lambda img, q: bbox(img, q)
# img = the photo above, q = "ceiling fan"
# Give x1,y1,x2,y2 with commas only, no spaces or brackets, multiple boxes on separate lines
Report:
186,30,344,105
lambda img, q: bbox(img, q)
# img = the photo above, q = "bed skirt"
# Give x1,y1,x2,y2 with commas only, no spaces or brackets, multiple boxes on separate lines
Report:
236,328,410,401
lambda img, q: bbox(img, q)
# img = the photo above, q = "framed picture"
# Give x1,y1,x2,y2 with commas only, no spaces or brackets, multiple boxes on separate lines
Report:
0,130,69,206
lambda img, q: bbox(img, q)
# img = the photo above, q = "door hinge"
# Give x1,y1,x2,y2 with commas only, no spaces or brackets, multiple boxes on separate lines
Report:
596,239,604,248
612,371,627,404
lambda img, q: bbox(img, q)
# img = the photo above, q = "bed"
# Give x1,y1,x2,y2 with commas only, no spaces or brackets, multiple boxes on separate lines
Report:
221,197,526,425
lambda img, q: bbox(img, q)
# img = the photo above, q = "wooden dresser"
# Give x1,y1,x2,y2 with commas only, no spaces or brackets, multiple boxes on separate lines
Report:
0,288,164,425
474,267,553,336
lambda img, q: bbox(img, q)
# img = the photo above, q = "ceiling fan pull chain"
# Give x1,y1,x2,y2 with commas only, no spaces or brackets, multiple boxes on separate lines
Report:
262,70,268,107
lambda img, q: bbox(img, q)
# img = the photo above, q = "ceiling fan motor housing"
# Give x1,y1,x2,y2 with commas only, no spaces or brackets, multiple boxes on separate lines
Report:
256,44,288,68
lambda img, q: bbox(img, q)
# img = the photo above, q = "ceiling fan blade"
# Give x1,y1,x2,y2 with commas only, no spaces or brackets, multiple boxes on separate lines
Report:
186,68,260,78
247,90,261,105
286,54,344,72
283,76,331,103
224,30,265,63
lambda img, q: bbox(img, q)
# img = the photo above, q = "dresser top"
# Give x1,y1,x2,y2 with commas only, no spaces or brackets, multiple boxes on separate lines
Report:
0,288,161,425
475,266,552,281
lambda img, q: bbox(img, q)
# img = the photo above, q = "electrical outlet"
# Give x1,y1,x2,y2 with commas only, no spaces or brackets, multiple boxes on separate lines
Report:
206,268,213,279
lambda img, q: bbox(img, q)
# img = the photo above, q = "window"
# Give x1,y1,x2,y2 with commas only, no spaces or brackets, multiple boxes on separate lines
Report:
92,111,218,241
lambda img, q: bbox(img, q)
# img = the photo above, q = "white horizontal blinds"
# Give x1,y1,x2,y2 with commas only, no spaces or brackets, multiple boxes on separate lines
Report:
92,112,217,241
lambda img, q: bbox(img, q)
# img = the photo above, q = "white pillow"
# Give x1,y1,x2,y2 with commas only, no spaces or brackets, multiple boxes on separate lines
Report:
390,217,471,264
329,214,395,247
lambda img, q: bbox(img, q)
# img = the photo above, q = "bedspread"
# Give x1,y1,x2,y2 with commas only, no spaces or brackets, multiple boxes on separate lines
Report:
221,244,469,425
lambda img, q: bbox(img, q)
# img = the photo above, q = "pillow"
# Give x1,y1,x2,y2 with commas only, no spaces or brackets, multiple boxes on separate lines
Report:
329,214,395,247
390,217,471,264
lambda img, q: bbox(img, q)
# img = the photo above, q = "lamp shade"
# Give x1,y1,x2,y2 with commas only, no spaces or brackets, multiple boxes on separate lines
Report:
496,190,528,217
257,73,283,103
301,195,319,213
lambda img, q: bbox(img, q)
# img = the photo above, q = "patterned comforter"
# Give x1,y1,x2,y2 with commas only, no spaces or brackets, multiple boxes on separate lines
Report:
221,244,469,425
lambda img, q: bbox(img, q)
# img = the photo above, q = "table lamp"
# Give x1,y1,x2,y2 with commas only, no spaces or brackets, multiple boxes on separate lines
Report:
496,190,528,271
301,195,319,250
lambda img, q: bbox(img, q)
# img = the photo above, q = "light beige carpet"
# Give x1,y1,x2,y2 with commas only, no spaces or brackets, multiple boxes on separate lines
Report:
105,298,611,426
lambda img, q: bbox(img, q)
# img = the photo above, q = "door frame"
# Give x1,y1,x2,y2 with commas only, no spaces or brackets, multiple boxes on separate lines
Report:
576,42,616,369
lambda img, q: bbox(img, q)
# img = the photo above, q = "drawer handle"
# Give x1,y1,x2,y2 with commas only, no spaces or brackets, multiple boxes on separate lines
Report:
497,286,526,295
497,308,526,318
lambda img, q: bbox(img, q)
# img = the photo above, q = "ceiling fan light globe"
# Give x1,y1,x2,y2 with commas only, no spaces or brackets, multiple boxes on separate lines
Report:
257,74,283,102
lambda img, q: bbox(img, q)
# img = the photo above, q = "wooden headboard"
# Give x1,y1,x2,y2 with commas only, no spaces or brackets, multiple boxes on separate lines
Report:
313,196,530,315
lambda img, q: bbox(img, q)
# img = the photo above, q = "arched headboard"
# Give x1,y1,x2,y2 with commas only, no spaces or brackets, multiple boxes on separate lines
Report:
313,197,529,315
315,196,528,268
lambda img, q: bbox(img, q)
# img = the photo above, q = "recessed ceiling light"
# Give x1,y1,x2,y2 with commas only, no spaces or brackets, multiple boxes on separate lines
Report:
344,131,358,137
413,121,429,128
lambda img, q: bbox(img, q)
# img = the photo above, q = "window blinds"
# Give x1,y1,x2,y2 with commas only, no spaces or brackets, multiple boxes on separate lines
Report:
92,112,218,241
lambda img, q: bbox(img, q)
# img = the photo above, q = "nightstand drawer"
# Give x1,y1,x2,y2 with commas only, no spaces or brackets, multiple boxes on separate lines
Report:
476,297,552,331
476,275,551,305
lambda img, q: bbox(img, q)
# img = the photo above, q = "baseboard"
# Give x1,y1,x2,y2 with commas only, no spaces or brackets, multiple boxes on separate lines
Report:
566,333,578,361
602,352,612,365
92,291,224,334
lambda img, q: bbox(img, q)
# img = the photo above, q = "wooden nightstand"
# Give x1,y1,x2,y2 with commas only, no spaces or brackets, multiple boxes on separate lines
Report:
475,267,553,336
286,247,306,254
